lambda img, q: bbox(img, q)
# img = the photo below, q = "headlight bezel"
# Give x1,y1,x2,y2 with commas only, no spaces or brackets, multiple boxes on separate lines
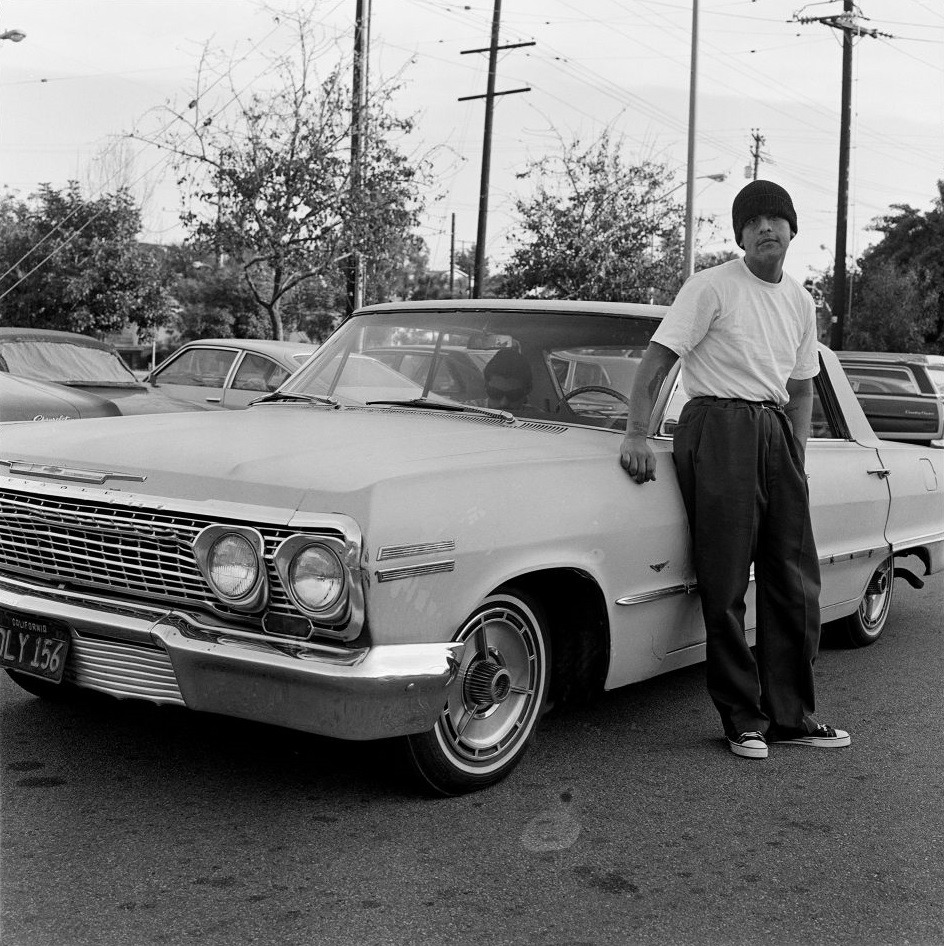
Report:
273,535,352,623
192,525,268,612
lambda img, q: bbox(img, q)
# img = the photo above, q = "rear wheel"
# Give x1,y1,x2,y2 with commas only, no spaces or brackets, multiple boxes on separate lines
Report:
831,555,895,647
405,590,551,795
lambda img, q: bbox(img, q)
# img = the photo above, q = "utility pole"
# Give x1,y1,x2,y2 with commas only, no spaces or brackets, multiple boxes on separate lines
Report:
682,0,699,281
449,213,456,296
459,1,533,298
795,2,892,349
749,129,766,181
346,0,370,315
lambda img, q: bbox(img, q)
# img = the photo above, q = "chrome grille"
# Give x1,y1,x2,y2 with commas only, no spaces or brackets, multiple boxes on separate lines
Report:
66,636,185,705
0,489,320,617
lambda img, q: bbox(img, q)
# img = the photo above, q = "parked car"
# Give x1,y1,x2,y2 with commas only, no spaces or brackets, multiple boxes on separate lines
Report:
0,373,121,423
145,338,316,410
1,300,941,795
838,351,944,446
0,328,196,416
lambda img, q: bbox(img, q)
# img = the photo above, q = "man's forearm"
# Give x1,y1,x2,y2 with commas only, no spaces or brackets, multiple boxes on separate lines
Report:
623,342,679,440
784,377,814,459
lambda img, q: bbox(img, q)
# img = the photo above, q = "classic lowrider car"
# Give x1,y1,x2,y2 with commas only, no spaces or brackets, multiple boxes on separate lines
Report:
1,300,941,794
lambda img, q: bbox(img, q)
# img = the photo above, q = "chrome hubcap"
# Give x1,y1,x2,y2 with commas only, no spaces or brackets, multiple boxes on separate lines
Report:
861,559,892,631
437,600,545,766
464,658,512,706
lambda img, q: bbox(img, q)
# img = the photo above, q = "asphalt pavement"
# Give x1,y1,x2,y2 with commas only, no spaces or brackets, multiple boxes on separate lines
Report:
1,571,942,946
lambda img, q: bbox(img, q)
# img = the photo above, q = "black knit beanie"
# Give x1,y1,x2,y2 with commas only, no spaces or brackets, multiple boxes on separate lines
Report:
732,180,798,246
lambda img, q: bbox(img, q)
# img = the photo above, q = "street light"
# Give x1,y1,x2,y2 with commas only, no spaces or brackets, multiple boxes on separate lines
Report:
0,29,26,43
660,171,727,201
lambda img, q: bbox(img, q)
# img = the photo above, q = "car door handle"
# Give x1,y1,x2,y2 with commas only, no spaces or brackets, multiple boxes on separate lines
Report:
205,397,222,404
867,468,891,478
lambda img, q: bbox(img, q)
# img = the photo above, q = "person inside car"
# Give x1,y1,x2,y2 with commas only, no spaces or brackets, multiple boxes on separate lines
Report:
481,347,533,412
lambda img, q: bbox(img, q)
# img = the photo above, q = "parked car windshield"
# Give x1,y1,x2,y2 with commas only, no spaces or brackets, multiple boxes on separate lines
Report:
283,307,656,426
0,338,141,387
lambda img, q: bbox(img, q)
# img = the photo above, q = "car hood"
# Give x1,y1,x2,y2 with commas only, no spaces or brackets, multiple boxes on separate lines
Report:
0,403,609,516
0,375,121,422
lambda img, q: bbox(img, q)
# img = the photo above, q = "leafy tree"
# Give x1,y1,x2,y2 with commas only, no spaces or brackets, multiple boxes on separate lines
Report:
853,182,944,352
140,4,428,339
0,183,170,336
695,248,739,272
499,133,699,303
161,245,268,342
845,259,932,353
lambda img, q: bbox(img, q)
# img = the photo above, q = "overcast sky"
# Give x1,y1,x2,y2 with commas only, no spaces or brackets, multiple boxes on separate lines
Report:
1,0,942,283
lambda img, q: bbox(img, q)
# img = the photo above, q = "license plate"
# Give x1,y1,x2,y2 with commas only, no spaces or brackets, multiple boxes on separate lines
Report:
0,608,71,683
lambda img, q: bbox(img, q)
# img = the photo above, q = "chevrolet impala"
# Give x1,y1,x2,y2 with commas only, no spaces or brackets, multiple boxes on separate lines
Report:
1,300,941,794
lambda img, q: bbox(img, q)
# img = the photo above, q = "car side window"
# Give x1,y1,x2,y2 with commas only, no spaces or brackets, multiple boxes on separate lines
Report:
231,353,289,392
844,366,919,395
156,349,237,387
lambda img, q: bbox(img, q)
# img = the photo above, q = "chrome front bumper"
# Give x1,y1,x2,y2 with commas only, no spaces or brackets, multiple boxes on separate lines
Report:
0,576,462,741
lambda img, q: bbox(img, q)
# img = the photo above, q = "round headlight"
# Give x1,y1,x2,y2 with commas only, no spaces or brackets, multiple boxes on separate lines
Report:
208,533,260,600
290,545,344,611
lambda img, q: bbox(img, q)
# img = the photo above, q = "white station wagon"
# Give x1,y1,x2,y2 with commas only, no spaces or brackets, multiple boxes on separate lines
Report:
1,300,941,794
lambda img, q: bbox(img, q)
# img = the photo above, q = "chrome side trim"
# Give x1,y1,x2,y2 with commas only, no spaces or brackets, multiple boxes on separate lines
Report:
616,582,697,606
375,560,455,583
377,540,456,561
891,530,944,552
818,545,887,566
617,543,902,607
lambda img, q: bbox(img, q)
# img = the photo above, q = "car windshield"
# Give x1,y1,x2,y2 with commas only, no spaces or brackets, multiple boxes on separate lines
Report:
0,339,141,387
282,307,656,427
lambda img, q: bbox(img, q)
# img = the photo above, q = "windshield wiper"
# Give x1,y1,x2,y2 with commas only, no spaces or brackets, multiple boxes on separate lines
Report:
251,391,339,406
365,398,514,423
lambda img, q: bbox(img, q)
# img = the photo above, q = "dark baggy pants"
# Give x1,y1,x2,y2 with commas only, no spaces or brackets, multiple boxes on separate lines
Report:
673,396,821,740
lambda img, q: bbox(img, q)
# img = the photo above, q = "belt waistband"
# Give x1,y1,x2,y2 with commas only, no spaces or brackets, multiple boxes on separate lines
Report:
688,395,784,411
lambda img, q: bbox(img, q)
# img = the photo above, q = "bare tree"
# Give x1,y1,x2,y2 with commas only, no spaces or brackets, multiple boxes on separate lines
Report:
133,3,428,339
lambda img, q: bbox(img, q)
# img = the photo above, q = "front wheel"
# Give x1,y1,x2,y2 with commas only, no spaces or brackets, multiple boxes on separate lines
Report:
404,590,551,795
830,555,895,647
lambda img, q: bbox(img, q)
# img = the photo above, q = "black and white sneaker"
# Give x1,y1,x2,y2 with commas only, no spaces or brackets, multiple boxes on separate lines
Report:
728,731,768,759
777,724,851,748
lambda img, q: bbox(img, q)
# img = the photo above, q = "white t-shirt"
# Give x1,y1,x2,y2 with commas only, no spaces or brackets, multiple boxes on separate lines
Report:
651,258,819,406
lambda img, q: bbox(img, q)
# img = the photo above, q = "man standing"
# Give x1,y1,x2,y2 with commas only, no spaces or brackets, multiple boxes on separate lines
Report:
619,180,850,759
